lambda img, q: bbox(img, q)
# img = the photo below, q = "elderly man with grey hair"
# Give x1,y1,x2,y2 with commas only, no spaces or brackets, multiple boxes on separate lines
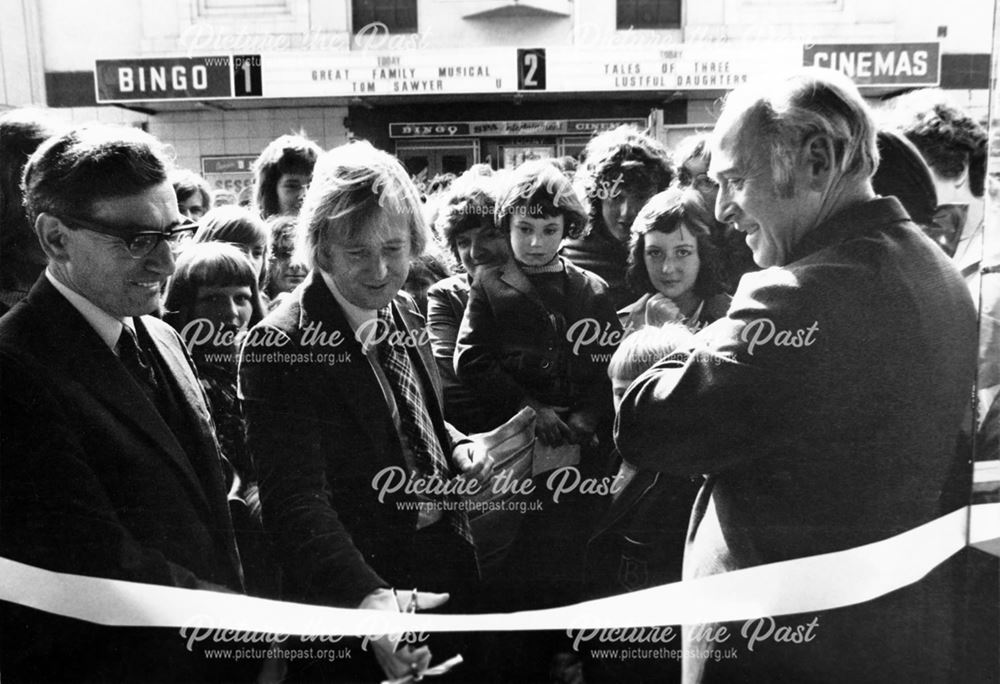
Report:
616,69,978,682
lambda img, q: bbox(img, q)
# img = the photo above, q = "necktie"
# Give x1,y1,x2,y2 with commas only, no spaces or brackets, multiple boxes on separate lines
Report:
117,321,160,403
376,307,472,542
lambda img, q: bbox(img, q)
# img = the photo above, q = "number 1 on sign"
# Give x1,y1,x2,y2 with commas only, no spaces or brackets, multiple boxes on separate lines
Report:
241,59,252,93
232,55,262,97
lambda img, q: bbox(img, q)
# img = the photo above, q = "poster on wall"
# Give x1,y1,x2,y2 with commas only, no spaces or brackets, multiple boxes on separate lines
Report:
502,144,555,167
200,155,257,197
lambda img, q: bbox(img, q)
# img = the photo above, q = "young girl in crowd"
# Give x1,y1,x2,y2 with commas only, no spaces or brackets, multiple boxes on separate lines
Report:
162,242,273,596
194,205,269,288
164,242,266,490
456,159,622,681
456,159,621,453
620,191,731,334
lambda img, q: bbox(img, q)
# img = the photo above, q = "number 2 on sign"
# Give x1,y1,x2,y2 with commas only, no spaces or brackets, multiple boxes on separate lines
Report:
523,53,538,87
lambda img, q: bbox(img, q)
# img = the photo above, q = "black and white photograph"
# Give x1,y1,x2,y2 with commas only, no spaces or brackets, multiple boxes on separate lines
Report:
1,0,998,681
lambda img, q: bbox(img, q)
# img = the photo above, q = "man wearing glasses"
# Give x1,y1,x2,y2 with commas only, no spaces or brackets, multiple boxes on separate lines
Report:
0,124,249,681
675,131,757,292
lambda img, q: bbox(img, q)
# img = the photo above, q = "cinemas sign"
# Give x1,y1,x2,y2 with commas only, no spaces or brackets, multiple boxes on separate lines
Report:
803,42,940,86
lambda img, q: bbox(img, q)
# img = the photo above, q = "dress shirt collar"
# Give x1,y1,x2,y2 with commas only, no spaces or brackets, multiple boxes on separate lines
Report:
45,269,125,351
319,270,379,335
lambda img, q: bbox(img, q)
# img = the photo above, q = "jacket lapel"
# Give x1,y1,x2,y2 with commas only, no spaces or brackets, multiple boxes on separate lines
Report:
498,261,549,312
26,278,214,518
590,469,662,540
393,295,442,406
298,273,395,449
139,317,226,521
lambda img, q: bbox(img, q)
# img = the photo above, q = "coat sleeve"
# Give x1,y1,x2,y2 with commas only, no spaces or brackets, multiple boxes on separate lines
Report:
238,324,388,607
454,277,537,418
615,272,808,475
0,349,228,592
426,284,461,387
567,278,621,426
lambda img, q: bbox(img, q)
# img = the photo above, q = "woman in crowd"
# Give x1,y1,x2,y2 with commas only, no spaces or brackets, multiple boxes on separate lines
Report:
403,242,453,316
620,191,731,334
194,205,269,287
262,214,308,310
162,242,273,595
426,172,508,433
561,125,675,309
170,168,212,221
251,132,322,219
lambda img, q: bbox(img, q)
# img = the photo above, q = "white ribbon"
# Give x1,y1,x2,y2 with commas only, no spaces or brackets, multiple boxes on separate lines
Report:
0,503,995,635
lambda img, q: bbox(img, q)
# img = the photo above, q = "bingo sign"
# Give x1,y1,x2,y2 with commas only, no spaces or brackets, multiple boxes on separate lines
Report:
95,56,264,102
201,155,257,196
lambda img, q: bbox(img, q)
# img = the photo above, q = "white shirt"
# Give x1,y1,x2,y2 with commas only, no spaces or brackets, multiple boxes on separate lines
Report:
320,271,378,341
46,269,131,353
319,271,442,527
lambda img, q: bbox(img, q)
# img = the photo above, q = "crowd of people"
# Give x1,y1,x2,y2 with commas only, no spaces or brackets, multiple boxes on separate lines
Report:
0,66,995,683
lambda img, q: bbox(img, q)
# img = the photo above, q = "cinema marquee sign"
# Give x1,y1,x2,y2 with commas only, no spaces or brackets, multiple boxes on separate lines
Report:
803,42,940,87
93,43,941,104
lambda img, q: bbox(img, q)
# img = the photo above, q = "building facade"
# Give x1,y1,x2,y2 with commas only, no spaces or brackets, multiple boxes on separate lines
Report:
1,0,994,190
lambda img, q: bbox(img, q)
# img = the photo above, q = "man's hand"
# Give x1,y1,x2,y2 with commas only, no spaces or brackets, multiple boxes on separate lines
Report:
535,406,575,446
451,440,495,486
566,412,599,448
359,588,449,682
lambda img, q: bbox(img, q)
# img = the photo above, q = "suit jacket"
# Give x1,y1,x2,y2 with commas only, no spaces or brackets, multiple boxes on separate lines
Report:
617,198,979,683
455,258,620,432
585,466,702,599
0,276,243,682
238,272,475,609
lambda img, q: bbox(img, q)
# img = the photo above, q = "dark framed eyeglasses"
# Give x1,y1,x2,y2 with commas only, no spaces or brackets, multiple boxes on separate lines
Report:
58,214,198,259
